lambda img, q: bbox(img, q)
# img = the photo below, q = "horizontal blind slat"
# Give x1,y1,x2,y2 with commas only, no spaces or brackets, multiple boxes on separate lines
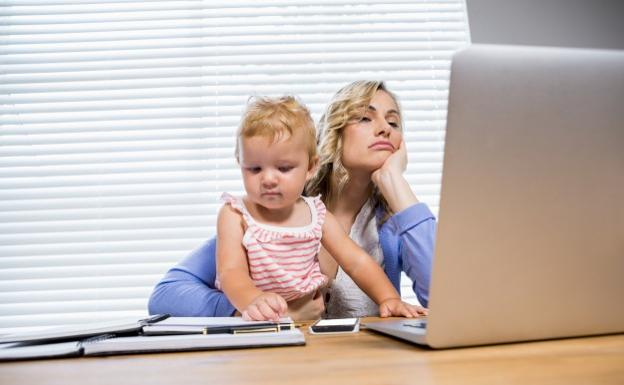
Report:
0,0,469,332
1,2,462,16
0,250,194,269
0,311,150,331
0,287,154,304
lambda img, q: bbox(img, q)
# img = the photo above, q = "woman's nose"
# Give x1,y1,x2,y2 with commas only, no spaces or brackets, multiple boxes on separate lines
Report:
374,120,392,136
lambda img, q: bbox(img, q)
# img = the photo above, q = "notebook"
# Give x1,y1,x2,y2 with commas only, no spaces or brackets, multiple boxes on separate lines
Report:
366,44,624,348
0,329,305,361
0,314,169,345
142,316,295,335
0,316,304,361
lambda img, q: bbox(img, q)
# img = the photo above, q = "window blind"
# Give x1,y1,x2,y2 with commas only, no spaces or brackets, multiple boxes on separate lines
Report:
0,0,470,333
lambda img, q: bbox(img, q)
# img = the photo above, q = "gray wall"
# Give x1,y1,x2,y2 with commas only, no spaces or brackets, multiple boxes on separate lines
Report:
466,0,624,50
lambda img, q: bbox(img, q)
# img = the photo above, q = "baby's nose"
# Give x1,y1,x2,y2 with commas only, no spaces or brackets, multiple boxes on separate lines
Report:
261,170,278,186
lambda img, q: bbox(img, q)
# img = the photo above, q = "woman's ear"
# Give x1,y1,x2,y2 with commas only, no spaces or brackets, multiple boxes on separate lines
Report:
306,155,320,180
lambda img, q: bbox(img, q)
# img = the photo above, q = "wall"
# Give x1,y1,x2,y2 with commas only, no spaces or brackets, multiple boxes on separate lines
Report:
466,0,624,50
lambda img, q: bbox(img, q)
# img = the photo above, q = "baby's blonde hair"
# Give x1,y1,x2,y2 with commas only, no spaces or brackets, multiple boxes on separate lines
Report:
235,96,317,162
305,81,402,220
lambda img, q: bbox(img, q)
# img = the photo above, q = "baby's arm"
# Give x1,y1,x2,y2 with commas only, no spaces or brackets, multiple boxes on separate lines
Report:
216,204,287,321
321,212,425,318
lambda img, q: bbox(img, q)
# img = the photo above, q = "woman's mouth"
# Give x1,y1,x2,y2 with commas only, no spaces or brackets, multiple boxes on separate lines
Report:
369,141,395,151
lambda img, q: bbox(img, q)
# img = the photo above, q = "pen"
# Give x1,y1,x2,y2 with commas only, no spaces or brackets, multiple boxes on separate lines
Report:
203,322,297,335
140,313,170,325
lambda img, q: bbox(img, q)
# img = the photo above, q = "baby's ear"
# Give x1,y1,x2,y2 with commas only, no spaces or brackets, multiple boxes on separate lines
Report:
307,156,320,179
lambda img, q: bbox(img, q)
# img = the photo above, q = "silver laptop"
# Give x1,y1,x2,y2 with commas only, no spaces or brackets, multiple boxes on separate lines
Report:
366,44,624,348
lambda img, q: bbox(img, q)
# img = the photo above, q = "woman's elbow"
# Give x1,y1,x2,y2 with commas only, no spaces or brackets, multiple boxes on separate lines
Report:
147,283,168,315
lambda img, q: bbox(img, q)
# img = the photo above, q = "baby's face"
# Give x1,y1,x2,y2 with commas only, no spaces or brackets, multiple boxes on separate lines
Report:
238,131,314,212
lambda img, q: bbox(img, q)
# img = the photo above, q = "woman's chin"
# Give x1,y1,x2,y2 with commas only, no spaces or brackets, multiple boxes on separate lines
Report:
366,155,391,171
345,153,390,172
354,162,388,175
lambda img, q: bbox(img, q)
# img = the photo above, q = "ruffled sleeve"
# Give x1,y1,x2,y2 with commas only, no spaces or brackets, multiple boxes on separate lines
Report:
220,192,254,225
310,195,326,238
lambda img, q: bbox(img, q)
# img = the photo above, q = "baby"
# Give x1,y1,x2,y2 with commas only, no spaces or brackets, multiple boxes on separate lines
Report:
216,96,424,321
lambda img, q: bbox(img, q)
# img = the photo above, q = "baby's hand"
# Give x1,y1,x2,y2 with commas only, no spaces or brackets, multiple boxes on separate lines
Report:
379,298,428,318
242,292,288,322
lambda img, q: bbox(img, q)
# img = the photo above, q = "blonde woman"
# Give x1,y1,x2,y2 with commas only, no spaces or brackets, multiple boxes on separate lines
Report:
149,81,436,319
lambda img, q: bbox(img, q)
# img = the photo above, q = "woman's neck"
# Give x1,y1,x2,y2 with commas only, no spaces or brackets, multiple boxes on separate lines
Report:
330,172,373,228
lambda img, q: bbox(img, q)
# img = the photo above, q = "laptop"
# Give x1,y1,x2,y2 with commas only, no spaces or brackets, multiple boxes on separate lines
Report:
366,44,624,348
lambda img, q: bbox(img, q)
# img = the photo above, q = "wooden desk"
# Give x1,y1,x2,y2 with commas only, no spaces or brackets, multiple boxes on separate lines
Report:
1,318,623,385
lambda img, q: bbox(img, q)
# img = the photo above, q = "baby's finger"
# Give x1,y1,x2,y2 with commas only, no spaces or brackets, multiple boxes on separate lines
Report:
407,305,422,318
257,300,281,322
267,294,288,315
398,304,415,318
243,306,262,321
379,303,391,318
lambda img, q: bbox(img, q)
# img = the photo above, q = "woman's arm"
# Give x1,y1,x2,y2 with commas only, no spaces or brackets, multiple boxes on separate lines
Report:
147,237,236,316
372,139,435,308
380,203,436,308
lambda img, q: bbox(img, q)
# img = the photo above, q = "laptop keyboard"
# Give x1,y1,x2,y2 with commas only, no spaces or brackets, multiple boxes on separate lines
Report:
403,319,427,329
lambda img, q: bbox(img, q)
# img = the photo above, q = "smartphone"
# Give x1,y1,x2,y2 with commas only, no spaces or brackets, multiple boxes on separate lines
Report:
309,318,360,334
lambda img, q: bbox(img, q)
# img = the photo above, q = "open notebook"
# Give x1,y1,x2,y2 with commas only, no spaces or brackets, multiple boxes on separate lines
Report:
0,316,304,361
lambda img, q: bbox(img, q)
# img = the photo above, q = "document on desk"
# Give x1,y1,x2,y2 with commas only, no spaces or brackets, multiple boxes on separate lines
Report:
0,314,170,345
142,316,296,335
82,328,305,356
0,317,305,361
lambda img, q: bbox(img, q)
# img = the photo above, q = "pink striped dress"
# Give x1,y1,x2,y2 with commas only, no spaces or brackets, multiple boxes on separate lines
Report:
220,193,329,302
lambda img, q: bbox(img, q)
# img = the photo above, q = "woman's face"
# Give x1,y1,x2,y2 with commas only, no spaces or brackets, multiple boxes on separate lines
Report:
341,90,402,173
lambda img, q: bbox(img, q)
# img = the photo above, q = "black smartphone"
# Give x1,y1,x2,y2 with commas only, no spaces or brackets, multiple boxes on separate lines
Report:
309,318,360,334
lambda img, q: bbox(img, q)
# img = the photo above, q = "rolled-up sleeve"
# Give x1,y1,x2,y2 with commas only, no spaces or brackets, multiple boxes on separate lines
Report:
148,237,236,317
387,203,436,307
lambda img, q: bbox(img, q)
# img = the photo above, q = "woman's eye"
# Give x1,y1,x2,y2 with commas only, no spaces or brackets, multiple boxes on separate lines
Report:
389,122,399,128
360,116,371,122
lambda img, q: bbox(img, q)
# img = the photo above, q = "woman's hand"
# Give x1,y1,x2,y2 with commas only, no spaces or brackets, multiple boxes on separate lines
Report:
378,298,428,318
371,139,408,183
370,140,419,212
242,292,288,321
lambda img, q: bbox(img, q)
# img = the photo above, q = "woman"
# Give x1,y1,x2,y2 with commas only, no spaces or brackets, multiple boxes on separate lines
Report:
148,80,436,319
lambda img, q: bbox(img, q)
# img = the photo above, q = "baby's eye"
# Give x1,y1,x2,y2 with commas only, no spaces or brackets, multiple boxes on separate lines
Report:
246,167,261,174
278,166,293,172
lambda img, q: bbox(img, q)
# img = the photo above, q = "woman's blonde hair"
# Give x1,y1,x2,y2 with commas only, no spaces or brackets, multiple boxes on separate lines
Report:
305,81,402,221
235,95,317,162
